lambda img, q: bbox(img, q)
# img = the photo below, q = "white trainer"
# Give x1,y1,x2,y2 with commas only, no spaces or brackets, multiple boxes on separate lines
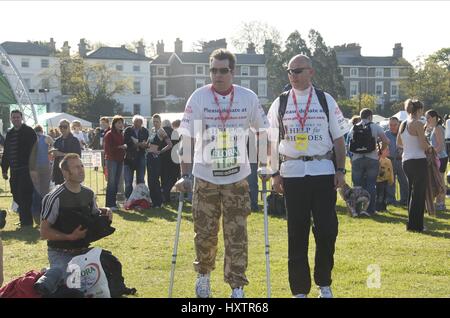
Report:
318,286,333,298
231,287,245,298
293,294,308,298
195,273,211,298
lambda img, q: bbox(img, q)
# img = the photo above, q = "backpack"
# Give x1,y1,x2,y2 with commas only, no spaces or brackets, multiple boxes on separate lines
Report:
100,249,137,298
349,122,376,154
278,86,335,167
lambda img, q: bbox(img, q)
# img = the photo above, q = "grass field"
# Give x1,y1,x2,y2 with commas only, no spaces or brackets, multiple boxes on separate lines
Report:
1,170,449,298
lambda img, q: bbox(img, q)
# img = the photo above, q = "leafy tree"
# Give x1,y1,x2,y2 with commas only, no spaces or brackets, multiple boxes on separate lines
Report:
427,47,450,71
308,29,345,99
400,51,450,113
52,55,130,123
337,94,377,118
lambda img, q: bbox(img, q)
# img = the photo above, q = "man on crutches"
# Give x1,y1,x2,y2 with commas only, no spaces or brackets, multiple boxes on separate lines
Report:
175,49,269,298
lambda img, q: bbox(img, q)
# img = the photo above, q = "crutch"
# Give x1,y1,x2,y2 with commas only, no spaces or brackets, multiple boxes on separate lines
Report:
168,191,184,298
258,167,272,298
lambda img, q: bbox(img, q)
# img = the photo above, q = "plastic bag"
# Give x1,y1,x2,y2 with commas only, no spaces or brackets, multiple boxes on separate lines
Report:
124,183,152,210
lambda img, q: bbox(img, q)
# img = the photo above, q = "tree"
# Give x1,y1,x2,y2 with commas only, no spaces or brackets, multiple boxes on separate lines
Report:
400,51,450,113
55,55,130,123
427,47,450,71
230,21,282,53
337,94,377,118
283,30,311,60
125,39,156,57
308,29,345,99
264,40,287,98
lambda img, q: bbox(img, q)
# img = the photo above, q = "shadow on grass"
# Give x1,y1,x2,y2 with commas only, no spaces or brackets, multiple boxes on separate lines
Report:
114,202,193,223
1,226,41,244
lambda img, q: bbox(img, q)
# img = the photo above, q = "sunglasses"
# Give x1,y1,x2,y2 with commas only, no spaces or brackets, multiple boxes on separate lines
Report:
287,67,310,75
210,67,232,75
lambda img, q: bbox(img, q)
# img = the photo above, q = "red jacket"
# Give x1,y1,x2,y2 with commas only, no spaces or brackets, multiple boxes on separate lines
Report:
103,129,125,162
0,270,43,298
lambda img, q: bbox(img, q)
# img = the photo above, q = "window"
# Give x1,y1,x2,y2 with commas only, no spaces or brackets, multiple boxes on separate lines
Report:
350,81,359,97
23,78,31,90
133,64,140,72
41,79,50,89
157,67,166,76
340,67,344,75
375,82,384,97
391,68,399,78
195,79,206,89
240,80,250,89
133,104,141,114
258,80,267,97
375,68,383,78
196,65,205,75
350,68,358,77
21,59,29,68
258,66,267,77
133,81,141,94
41,59,49,68
241,65,250,76
391,82,399,98
156,80,166,97
115,64,123,71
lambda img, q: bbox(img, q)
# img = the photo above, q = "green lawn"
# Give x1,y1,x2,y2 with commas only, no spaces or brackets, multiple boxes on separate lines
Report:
1,171,450,298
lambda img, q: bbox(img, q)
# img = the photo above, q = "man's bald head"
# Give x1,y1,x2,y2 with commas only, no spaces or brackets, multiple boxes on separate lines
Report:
288,54,313,69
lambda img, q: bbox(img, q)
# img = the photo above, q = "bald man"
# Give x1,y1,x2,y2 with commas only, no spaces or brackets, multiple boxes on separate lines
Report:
267,54,347,298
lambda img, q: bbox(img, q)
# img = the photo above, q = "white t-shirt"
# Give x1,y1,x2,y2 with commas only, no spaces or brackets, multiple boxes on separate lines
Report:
267,86,347,178
72,131,87,146
180,84,269,185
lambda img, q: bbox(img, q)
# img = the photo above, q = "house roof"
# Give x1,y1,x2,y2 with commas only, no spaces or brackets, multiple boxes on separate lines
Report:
150,52,172,65
1,41,53,57
151,52,266,65
86,47,151,61
336,55,408,67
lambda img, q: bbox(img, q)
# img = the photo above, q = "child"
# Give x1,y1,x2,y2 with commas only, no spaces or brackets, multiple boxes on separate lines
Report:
376,146,394,212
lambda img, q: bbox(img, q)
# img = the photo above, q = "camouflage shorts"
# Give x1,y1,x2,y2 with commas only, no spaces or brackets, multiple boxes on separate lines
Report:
192,177,251,288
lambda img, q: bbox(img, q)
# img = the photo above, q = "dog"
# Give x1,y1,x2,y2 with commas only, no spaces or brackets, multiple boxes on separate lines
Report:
338,183,371,217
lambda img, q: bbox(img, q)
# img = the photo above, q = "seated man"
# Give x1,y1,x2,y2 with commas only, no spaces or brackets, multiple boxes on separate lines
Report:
40,153,113,273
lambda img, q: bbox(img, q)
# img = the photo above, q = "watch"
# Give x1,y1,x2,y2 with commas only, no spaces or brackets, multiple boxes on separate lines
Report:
336,168,347,174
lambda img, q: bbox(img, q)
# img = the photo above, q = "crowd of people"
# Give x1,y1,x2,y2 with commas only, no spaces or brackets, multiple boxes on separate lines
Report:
0,47,448,298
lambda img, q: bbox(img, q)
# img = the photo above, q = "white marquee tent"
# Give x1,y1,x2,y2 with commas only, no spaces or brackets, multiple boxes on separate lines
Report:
35,112,93,130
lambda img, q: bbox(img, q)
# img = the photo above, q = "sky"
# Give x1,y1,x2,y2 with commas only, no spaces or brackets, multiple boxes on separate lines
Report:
1,0,449,62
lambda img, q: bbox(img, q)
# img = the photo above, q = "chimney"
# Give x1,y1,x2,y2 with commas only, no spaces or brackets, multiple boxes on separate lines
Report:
263,39,273,57
333,43,361,57
202,39,228,53
48,38,56,53
136,40,146,56
174,38,183,55
246,42,256,54
78,38,88,57
393,43,403,58
121,44,126,49
61,41,71,56
156,40,164,55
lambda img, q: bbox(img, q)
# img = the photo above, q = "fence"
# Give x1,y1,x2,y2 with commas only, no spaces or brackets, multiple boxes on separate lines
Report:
0,150,108,198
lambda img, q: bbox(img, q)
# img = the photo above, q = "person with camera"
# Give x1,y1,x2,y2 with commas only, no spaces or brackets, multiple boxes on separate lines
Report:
40,153,113,272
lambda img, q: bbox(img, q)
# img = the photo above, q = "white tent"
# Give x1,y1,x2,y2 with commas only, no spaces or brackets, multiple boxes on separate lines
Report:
36,112,93,130
372,114,387,124
391,110,408,121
